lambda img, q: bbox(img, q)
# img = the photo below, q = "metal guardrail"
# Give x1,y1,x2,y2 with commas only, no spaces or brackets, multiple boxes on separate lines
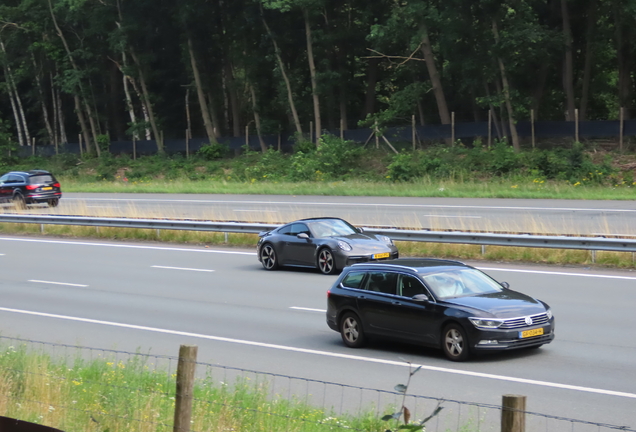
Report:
1,214,636,253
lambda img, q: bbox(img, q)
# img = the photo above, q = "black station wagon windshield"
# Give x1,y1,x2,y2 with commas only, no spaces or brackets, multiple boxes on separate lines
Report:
422,268,504,300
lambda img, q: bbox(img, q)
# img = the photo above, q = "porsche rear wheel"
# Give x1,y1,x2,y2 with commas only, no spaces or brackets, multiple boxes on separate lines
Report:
260,244,279,270
317,248,337,275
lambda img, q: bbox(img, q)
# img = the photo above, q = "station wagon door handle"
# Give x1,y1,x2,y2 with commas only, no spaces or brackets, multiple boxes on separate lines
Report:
392,301,401,305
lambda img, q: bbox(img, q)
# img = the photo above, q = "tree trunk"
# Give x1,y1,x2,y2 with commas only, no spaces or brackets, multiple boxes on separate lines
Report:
561,0,576,121
580,0,596,121
118,53,139,140
1,39,31,146
531,62,549,117
260,5,303,136
614,6,633,119
225,60,241,137
31,54,54,146
5,71,24,146
419,24,451,125
188,36,218,145
248,82,267,153
492,19,520,152
304,8,321,143
47,0,95,154
129,47,163,151
361,57,379,119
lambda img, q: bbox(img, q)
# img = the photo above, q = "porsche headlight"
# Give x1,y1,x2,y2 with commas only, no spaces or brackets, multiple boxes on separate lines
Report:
379,235,393,245
338,241,352,251
469,318,504,329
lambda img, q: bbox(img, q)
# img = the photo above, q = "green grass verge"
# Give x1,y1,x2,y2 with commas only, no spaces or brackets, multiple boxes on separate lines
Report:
0,342,386,432
58,177,636,200
2,223,634,269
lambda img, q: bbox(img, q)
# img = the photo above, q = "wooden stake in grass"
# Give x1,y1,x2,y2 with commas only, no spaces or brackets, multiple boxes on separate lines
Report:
173,345,198,432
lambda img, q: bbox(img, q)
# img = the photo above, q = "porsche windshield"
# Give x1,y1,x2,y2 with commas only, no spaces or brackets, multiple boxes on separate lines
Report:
308,219,357,237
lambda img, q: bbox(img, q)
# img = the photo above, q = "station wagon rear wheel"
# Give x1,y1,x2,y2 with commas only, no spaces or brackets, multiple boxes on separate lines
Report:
340,312,366,348
13,194,26,210
442,323,470,362
260,244,279,271
47,199,59,208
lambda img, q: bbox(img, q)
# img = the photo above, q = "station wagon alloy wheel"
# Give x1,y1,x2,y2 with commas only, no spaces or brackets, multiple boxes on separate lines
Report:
443,324,469,361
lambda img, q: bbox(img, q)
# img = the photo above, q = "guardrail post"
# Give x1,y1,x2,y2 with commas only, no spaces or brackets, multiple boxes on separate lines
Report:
173,344,198,432
481,245,486,255
501,394,526,432
591,250,596,263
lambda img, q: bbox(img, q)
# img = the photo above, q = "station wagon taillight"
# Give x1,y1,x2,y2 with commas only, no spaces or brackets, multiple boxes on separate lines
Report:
25,185,38,190
53,182,60,187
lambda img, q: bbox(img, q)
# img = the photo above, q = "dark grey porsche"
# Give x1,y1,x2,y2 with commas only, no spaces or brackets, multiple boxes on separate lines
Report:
257,217,399,274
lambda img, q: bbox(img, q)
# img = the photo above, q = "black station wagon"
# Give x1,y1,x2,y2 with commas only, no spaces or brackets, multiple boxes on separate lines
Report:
0,170,62,208
326,259,555,361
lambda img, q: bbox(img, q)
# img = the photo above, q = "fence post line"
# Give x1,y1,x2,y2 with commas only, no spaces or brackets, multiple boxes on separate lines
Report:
619,107,624,152
310,121,314,145
451,111,455,146
530,109,535,149
173,344,198,432
575,108,579,143
501,394,526,432
374,120,379,149
185,129,189,158
133,138,137,161
412,114,416,150
488,110,492,148
32,137,36,156
278,133,281,151
340,118,344,140
245,124,249,148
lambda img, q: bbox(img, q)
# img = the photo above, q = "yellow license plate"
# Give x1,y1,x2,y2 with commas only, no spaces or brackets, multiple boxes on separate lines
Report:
42,187,52,191
373,252,390,259
520,328,544,338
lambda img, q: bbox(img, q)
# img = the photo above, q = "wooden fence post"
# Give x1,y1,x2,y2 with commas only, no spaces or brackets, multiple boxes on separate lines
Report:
340,118,344,140
619,107,624,152
245,125,249,148
79,134,83,156
501,394,526,432
133,138,137,161
530,109,535,149
309,121,314,145
412,114,416,151
185,129,189,158
488,110,492,149
374,120,379,149
575,108,579,143
451,111,455,146
32,137,35,156
173,345,198,432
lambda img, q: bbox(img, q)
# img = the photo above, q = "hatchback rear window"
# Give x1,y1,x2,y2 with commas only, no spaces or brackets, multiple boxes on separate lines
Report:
28,175,54,184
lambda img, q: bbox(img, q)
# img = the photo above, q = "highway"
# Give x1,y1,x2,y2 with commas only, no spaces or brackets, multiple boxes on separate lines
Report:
3,192,636,235
1,235,635,429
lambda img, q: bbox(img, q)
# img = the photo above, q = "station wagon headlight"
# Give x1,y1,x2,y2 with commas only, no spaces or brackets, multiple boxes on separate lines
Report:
546,309,552,320
378,235,393,245
338,241,352,251
469,318,504,329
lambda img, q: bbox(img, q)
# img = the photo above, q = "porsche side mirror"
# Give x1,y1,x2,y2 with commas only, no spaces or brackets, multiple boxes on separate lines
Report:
500,281,510,289
412,294,430,302
297,233,309,239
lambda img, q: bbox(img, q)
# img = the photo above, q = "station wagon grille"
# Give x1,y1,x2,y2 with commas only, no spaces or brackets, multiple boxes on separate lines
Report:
499,313,550,329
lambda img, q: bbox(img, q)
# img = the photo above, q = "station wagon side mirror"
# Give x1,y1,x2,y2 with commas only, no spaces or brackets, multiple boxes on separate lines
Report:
412,293,430,302
297,233,309,239
356,227,364,233
500,281,510,289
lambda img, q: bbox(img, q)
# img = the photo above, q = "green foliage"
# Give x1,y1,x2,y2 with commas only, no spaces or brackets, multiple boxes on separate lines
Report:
198,142,228,160
288,135,364,181
0,118,18,167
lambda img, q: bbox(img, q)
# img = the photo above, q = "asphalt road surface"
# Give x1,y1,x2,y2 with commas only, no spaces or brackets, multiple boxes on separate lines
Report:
3,193,636,235
1,235,635,429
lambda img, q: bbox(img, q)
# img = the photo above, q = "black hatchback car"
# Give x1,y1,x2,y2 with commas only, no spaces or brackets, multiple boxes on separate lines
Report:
0,170,62,208
326,259,554,361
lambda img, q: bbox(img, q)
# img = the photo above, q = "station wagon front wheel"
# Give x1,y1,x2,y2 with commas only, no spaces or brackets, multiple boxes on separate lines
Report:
442,323,470,362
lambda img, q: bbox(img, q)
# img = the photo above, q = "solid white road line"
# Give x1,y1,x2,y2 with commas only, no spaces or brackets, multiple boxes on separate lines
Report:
0,237,254,255
479,267,636,281
2,237,636,281
422,215,482,219
28,280,88,288
290,307,326,313
65,197,636,213
1,305,634,400
152,265,215,272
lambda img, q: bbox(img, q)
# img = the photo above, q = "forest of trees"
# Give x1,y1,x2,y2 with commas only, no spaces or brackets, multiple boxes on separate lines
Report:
0,0,635,155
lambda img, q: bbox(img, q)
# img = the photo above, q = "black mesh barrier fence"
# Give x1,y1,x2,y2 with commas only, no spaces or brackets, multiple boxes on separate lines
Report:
15,120,636,158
